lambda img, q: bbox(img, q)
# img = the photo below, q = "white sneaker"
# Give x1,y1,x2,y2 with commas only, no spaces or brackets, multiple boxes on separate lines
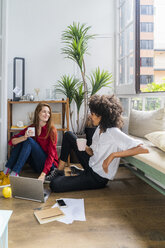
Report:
70,165,84,175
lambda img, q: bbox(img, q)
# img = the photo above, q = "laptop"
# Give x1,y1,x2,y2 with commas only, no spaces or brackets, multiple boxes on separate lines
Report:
10,176,50,202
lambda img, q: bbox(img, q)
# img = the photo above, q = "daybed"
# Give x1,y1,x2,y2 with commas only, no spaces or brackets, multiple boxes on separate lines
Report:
122,108,165,195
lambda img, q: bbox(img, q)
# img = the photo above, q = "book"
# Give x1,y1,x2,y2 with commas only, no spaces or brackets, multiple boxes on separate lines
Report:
11,125,27,130
34,207,65,224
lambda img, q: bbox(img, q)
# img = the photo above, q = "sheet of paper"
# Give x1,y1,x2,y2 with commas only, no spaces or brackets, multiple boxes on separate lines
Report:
52,198,86,224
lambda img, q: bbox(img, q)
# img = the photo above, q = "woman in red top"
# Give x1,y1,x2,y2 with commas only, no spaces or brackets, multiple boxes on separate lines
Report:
0,103,59,186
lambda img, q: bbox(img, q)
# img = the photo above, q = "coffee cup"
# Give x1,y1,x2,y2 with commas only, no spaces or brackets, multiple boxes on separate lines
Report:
76,138,87,151
27,127,35,137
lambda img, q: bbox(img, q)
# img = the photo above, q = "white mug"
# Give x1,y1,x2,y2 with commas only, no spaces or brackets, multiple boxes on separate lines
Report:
27,127,35,137
76,138,87,151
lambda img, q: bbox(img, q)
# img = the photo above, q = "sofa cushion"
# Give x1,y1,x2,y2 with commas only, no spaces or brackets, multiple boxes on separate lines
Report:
133,146,165,174
128,108,165,138
145,131,165,152
129,135,165,174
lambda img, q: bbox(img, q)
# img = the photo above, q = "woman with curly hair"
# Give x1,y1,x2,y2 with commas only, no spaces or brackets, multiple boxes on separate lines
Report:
50,95,148,193
0,103,59,186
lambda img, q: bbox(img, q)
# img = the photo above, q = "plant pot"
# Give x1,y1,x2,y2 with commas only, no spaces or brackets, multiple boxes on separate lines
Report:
85,127,97,146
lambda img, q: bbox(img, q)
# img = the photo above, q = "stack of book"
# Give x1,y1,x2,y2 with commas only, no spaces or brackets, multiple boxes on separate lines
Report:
34,207,64,224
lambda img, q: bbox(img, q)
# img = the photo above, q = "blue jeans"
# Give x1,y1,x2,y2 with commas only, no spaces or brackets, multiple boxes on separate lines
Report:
6,138,52,174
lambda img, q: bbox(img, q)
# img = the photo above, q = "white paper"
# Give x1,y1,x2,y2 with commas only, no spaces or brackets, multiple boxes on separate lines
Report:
52,198,86,224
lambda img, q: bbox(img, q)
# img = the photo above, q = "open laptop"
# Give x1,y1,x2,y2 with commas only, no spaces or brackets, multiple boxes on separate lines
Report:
10,176,50,202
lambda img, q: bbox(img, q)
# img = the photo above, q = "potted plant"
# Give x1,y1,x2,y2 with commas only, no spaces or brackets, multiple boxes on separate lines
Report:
55,22,113,136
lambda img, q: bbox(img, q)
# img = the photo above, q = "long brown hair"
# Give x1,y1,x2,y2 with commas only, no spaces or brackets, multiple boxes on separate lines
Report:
33,103,57,143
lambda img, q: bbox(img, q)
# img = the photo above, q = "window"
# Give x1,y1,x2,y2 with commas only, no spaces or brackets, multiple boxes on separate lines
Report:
145,98,161,110
131,97,161,110
116,0,136,94
140,22,154,32
140,40,153,49
140,57,153,67
139,1,165,92
131,98,142,110
140,5,154,15
116,0,165,94
120,98,129,116
140,75,154,84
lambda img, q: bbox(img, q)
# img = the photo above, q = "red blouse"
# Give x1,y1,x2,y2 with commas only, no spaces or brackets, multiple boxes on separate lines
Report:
8,124,59,175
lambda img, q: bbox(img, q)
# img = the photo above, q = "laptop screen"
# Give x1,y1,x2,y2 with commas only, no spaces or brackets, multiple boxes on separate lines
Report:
10,176,49,202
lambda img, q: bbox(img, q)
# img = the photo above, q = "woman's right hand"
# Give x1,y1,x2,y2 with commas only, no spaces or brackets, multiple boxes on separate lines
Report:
25,129,34,138
24,130,29,139
85,146,93,156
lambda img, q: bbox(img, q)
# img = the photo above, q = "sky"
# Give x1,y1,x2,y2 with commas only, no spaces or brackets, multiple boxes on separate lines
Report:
154,0,165,49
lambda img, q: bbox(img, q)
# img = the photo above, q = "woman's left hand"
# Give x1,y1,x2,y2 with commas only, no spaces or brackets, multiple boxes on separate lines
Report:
102,153,115,173
38,172,46,181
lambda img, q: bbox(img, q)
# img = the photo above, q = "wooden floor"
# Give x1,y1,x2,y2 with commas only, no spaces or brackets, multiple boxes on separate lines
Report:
1,166,165,248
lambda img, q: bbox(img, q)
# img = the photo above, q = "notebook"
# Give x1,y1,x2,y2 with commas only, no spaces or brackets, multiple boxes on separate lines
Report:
34,207,64,224
10,176,50,202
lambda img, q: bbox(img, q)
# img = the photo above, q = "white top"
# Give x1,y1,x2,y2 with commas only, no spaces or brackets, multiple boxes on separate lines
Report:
89,127,142,180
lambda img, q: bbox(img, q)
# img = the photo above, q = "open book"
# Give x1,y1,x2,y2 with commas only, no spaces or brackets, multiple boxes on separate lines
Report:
34,207,65,224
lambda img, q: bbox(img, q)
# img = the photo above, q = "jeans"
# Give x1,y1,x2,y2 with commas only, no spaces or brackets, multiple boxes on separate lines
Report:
50,131,108,192
6,138,52,174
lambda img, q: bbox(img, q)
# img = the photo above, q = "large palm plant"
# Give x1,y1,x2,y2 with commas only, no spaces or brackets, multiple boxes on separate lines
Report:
62,22,95,134
58,22,113,134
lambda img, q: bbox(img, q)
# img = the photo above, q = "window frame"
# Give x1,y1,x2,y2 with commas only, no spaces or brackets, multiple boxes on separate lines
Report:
115,0,137,95
135,0,140,93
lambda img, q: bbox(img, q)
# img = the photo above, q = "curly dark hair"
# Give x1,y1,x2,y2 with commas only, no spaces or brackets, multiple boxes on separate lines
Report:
89,94,123,132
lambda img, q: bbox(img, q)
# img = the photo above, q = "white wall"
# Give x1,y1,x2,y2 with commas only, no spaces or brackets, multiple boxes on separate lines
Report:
7,0,115,100
0,0,8,170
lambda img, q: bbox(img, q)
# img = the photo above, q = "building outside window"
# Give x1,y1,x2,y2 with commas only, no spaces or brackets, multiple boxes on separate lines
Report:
116,0,165,114
140,22,154,32
140,5,154,15
140,75,154,84
140,40,153,49
139,0,165,92
140,57,153,66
